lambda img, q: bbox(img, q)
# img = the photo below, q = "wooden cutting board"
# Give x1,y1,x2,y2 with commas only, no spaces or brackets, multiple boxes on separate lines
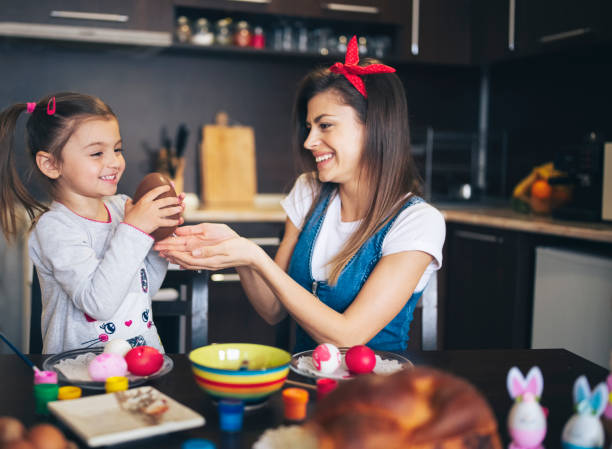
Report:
200,114,256,206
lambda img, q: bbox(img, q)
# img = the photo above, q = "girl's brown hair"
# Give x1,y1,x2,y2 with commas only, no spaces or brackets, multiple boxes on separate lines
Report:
292,60,422,285
0,92,115,242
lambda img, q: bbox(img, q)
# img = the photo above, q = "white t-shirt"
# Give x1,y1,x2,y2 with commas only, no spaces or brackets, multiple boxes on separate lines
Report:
280,175,446,292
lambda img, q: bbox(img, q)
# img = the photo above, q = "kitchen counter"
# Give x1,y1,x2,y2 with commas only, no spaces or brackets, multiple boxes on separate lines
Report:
438,204,612,243
184,196,612,243
183,194,286,223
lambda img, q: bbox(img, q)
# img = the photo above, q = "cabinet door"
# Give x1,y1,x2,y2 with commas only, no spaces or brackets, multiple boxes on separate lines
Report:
443,224,532,349
0,0,172,31
471,0,510,63
515,0,605,55
208,273,292,350
393,0,471,64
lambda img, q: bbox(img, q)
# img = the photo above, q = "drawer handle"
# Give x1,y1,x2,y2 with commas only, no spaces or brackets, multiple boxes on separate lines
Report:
508,0,515,50
227,0,271,3
455,230,503,244
411,0,420,55
539,27,591,43
50,10,129,23
248,237,280,246
322,3,380,14
211,273,241,282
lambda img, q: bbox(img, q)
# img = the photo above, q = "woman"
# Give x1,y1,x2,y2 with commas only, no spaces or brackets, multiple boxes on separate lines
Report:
156,37,445,352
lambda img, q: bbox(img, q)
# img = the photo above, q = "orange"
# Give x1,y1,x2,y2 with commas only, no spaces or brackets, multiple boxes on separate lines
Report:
531,179,552,199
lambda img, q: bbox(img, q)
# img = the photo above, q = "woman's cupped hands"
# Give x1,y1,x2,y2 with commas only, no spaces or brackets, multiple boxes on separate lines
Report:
154,223,256,271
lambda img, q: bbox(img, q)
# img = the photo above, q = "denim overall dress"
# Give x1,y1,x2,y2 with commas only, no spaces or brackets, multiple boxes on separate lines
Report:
288,184,425,353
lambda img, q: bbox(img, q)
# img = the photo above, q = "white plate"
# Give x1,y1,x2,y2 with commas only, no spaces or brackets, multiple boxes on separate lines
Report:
48,386,205,447
290,348,412,380
42,347,173,390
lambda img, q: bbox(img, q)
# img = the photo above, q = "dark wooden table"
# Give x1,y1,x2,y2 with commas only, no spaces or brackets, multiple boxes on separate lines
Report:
0,349,607,449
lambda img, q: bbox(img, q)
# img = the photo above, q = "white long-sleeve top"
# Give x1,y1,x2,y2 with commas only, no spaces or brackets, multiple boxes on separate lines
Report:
28,195,167,354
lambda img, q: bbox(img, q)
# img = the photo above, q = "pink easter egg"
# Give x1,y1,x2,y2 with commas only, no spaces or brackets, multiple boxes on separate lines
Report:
88,352,128,381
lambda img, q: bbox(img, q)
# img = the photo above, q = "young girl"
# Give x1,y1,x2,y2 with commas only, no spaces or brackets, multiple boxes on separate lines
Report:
156,37,445,352
0,92,182,354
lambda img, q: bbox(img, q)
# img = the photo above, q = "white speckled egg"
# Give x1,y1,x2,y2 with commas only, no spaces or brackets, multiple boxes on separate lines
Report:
312,343,342,374
103,339,132,357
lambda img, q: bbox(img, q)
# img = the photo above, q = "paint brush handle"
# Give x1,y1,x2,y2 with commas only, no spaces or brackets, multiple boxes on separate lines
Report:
0,331,39,371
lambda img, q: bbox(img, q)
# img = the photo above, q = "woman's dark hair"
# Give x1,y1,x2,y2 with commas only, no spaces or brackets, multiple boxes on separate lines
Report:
0,92,115,241
292,60,422,284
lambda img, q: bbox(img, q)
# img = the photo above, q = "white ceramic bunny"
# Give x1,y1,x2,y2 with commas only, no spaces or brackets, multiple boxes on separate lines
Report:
507,366,547,449
561,375,608,449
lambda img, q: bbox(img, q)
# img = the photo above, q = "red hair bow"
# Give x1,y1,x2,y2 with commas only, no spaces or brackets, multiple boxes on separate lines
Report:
329,35,396,98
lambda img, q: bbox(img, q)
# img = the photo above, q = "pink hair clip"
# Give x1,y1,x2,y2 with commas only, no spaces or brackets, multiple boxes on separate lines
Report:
46,97,56,115
26,102,36,113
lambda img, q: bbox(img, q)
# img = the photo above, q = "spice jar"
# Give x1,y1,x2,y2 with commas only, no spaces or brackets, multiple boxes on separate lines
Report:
234,20,252,47
192,18,214,46
252,26,265,49
175,16,192,43
215,18,233,46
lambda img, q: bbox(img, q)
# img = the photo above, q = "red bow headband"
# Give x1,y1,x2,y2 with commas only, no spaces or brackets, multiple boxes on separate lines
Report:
329,36,395,98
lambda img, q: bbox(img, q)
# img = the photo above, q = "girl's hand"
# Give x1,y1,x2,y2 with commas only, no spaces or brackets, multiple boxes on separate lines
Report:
124,185,182,235
154,223,238,252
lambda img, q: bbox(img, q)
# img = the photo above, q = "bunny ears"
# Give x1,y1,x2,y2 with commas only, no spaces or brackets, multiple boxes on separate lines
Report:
573,376,608,417
507,366,544,401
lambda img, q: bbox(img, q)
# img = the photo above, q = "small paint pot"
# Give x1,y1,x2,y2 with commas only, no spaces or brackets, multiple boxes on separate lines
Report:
316,378,338,401
182,438,217,449
105,376,129,393
218,399,244,432
58,386,82,400
282,387,309,421
34,370,58,385
34,383,59,414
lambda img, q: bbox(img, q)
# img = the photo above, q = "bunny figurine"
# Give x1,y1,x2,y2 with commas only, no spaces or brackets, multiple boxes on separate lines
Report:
507,366,547,449
561,375,608,449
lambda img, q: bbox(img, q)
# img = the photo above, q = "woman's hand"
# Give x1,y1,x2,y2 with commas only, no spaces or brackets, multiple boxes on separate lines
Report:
124,185,182,234
159,236,262,271
154,223,238,252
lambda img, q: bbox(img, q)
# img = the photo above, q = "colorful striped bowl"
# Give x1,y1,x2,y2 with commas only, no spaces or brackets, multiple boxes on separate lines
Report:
189,343,291,405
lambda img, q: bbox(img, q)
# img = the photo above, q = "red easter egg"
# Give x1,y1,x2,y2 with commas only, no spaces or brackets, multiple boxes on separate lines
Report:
124,346,163,376
132,172,179,241
345,345,376,375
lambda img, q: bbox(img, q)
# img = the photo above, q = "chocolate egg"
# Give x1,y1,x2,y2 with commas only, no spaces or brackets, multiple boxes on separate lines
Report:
133,173,180,241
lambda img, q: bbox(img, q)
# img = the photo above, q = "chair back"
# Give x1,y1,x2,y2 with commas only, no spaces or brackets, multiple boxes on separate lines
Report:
29,267,43,354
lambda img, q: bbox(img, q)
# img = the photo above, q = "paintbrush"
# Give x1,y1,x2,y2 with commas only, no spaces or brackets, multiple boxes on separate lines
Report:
0,331,40,372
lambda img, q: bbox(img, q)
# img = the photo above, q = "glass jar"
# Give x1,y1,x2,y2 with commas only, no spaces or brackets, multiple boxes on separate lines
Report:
252,26,265,49
234,20,252,47
191,18,214,46
358,36,368,55
175,16,192,43
215,18,233,46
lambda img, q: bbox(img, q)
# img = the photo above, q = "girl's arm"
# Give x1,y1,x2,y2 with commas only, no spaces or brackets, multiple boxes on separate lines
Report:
31,213,157,320
159,220,432,347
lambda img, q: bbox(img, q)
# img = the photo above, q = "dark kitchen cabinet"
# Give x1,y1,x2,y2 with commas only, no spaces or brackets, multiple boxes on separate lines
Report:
0,0,173,32
202,221,293,350
442,223,533,349
472,0,611,63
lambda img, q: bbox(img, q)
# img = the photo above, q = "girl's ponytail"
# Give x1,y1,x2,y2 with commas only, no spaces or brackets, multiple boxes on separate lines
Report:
0,103,47,242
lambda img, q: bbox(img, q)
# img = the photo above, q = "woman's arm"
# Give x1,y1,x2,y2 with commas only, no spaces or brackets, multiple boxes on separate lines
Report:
158,220,432,347
252,248,432,347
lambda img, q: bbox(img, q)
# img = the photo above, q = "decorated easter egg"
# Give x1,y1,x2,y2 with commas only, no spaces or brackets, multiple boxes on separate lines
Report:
345,345,376,375
312,343,342,374
132,172,179,241
88,353,128,381
125,346,164,376
103,339,132,357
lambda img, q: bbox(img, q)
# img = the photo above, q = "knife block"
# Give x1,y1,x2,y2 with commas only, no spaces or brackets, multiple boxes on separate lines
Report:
200,122,256,206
